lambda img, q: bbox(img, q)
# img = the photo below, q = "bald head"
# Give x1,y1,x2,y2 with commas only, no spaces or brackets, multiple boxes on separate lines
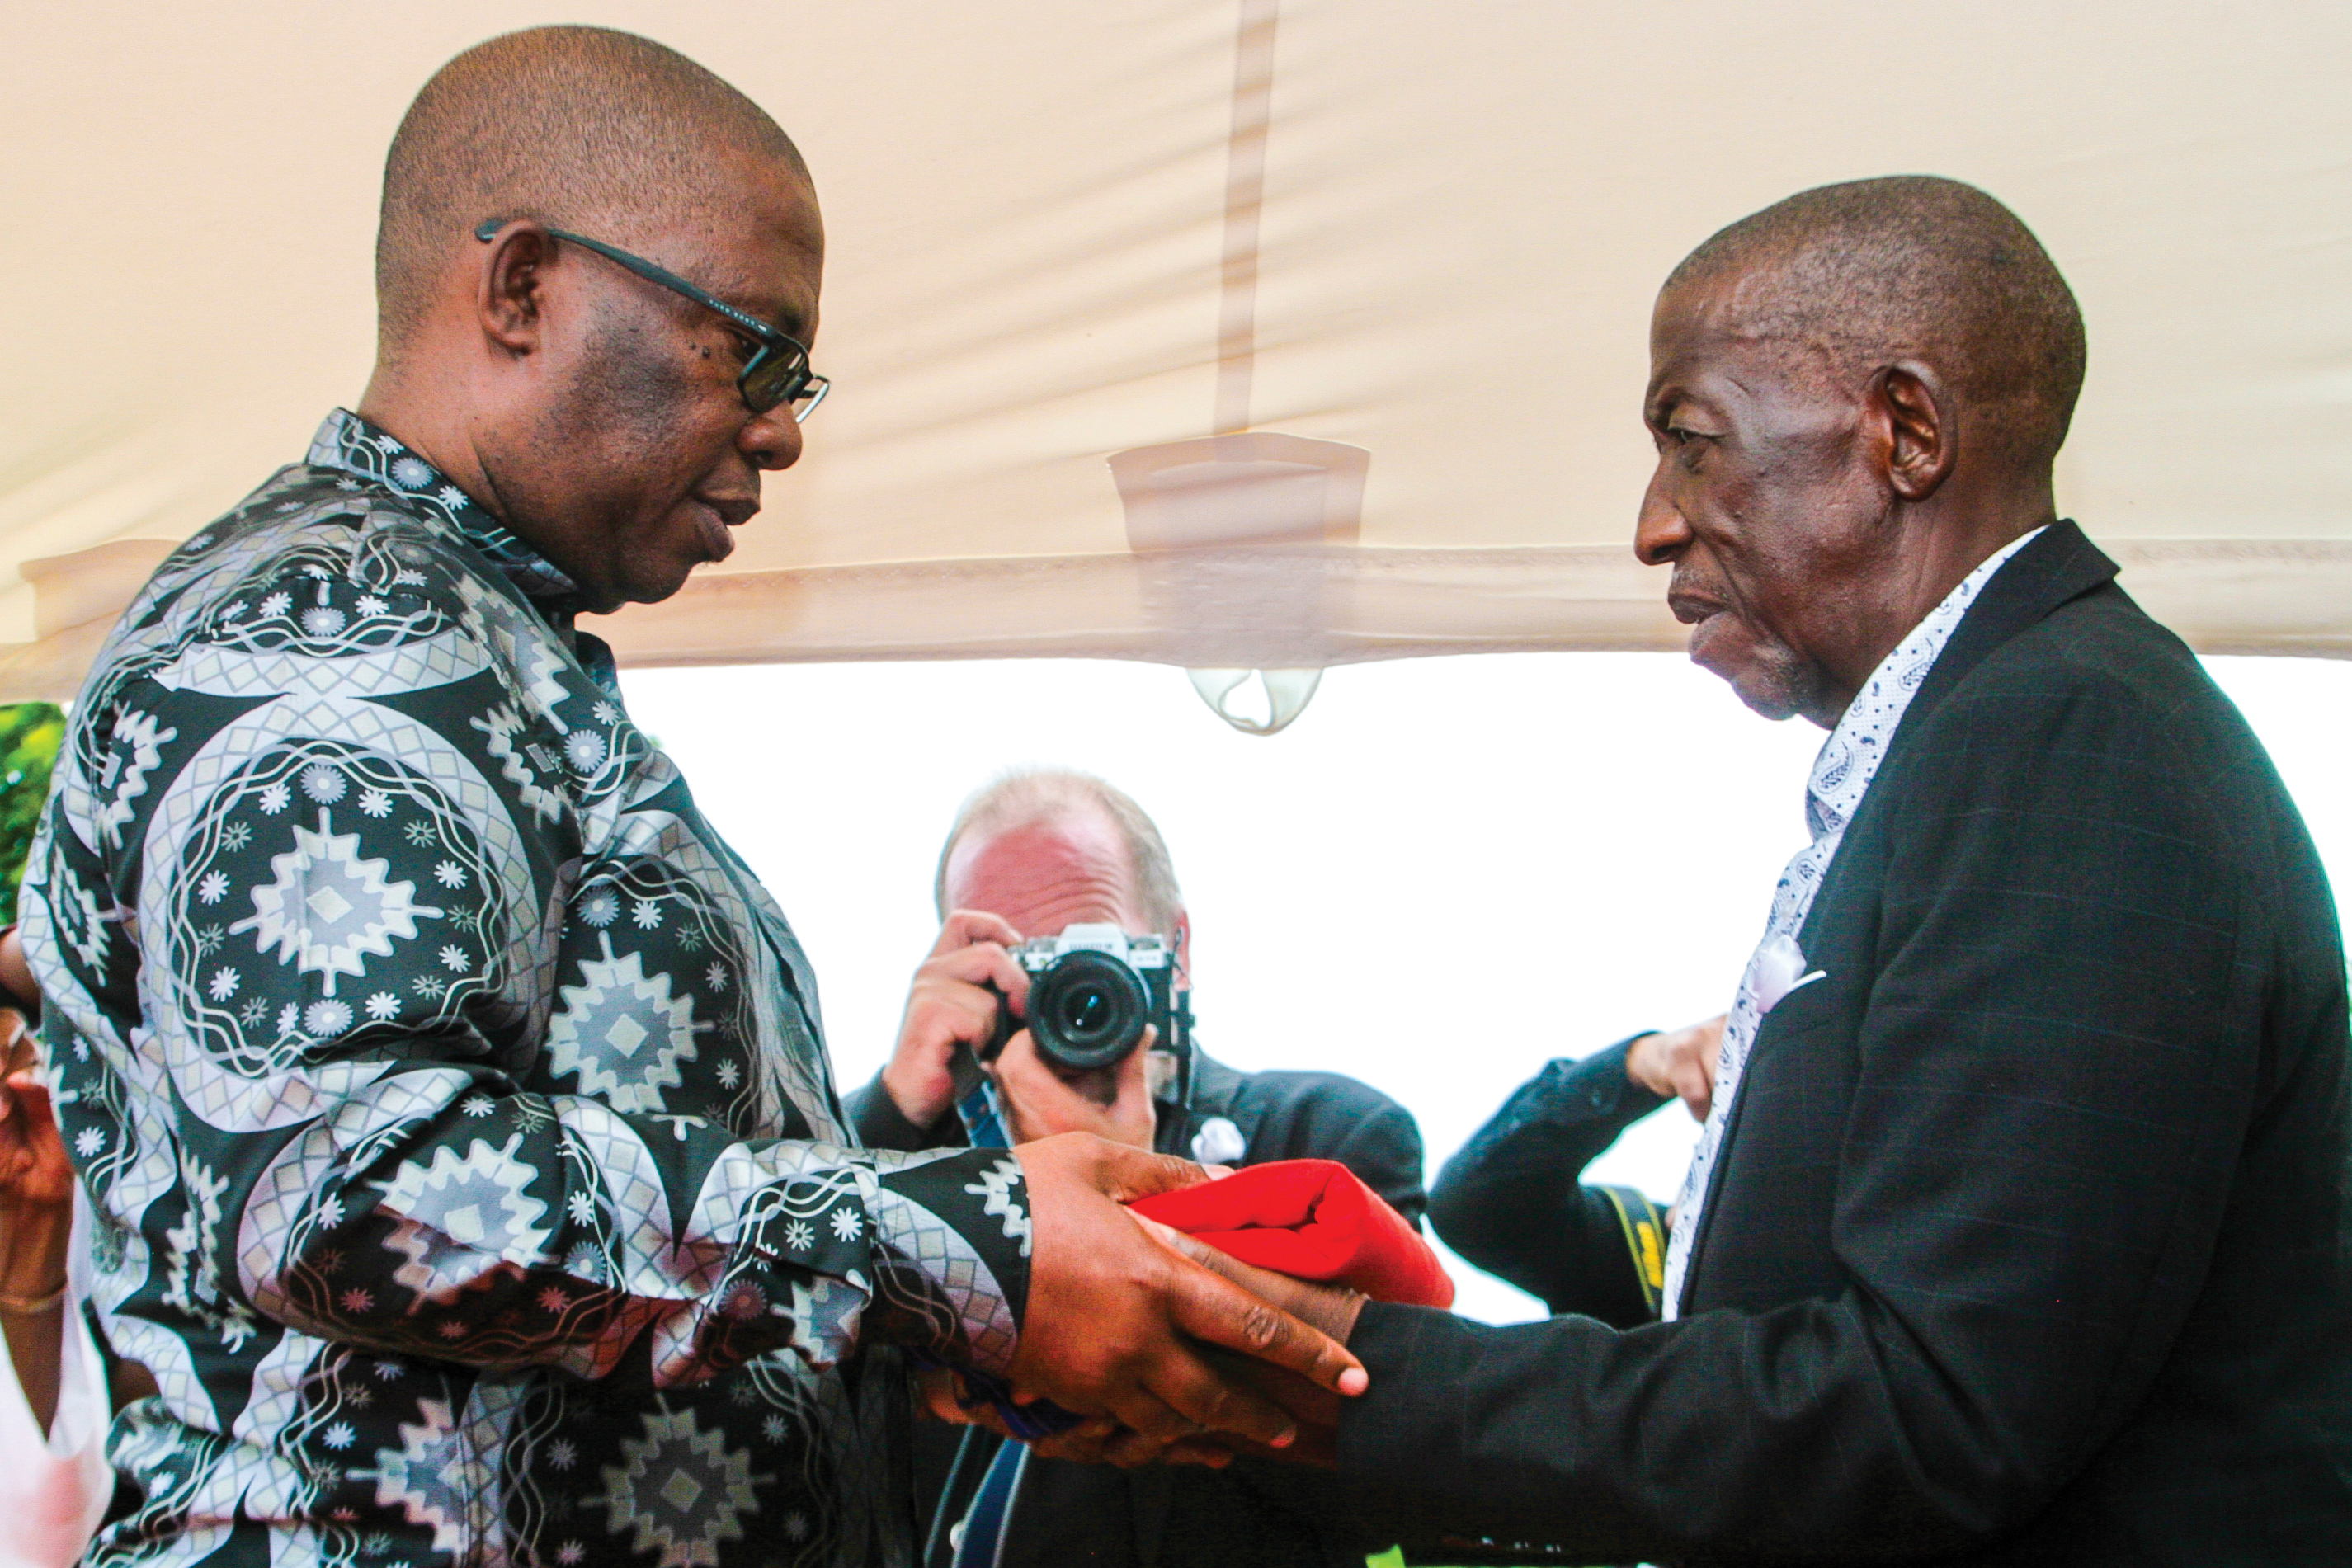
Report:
376,26,809,352
938,770,1185,940
1666,176,2085,468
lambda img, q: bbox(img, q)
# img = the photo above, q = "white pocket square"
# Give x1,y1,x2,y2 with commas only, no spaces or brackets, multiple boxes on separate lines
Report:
1751,934,1827,1015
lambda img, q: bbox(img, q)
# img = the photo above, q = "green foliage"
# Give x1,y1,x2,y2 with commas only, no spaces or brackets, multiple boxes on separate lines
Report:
0,702,64,924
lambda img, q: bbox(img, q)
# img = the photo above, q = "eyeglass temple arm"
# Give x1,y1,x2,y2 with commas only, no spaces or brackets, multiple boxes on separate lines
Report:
471,219,804,352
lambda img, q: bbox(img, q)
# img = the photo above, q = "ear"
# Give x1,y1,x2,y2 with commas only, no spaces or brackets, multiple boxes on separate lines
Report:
474,222,556,355
1874,362,1956,502
1171,908,1192,979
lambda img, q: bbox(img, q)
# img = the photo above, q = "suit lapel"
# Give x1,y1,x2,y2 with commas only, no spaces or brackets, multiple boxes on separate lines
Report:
1890,519,2120,750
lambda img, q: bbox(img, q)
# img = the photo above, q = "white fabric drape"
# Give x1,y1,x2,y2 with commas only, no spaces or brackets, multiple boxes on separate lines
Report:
2,2,2347,702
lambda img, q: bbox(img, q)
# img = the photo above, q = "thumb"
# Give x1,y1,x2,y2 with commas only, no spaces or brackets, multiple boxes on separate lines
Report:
1081,1137,1213,1204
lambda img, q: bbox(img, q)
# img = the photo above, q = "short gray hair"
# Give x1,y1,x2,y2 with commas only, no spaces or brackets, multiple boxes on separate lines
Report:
933,768,1183,937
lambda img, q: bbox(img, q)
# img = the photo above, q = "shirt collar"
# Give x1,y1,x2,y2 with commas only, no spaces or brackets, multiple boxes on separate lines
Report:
306,408,583,607
1803,525,2047,841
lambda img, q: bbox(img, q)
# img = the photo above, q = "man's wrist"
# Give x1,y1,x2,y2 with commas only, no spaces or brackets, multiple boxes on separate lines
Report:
1624,1031,1667,1096
880,1062,954,1132
0,1203,76,1304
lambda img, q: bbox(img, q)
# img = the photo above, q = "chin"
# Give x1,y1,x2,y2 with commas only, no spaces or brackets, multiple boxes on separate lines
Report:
1728,672,1810,723
1694,629,1812,723
610,558,701,609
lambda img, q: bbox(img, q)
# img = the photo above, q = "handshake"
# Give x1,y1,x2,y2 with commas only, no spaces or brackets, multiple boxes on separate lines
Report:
919,1133,1379,1471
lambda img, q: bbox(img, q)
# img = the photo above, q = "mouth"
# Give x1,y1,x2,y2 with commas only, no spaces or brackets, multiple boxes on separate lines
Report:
1666,580,1741,667
1666,588,1724,628
686,494,758,563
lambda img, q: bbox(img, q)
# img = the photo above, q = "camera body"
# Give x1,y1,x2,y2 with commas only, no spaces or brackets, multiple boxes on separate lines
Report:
992,923,1190,1072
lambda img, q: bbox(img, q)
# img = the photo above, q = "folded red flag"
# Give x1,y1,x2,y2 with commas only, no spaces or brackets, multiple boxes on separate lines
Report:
1129,1158,1455,1309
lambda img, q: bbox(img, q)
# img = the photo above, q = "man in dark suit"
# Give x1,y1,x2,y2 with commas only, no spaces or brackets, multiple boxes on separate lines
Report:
848,767,1423,1566
1207,176,2352,1565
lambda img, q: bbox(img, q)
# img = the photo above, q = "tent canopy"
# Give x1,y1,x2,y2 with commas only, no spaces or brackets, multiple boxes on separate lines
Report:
4,1,2347,711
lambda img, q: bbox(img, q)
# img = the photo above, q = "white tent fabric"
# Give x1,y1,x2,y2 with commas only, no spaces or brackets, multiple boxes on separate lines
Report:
3,2,2347,708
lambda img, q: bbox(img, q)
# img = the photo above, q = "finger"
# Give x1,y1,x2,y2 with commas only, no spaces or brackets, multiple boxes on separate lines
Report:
987,1033,1063,1143
1025,1413,1128,1466
1129,1213,1365,1349
1080,1365,1251,1455
1158,1437,1237,1469
928,939,1031,1005
1100,1421,1236,1470
1069,1137,1214,1204
1112,1028,1154,1103
1134,1335,1304,1450
1675,1062,1712,1118
933,909,1025,956
1198,1346,1346,1432
1161,1254,1368,1398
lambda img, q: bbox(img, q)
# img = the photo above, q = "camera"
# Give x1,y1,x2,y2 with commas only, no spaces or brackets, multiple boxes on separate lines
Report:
991,923,1191,1071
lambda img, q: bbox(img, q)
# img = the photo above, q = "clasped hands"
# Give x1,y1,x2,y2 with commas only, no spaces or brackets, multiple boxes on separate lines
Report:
928,1130,1369,1470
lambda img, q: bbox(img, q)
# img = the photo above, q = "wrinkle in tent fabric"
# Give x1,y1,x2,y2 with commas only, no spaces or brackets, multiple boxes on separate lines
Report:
2,1,2349,718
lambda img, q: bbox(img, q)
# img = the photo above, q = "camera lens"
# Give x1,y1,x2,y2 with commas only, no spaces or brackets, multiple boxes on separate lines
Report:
1028,949,1149,1071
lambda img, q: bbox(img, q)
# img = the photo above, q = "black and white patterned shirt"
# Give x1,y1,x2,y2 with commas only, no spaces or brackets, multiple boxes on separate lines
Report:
22,410,1034,1568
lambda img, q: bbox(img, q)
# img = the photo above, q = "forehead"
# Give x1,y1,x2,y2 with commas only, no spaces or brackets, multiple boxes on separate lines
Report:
948,810,1133,894
659,156,824,339
1647,266,1843,411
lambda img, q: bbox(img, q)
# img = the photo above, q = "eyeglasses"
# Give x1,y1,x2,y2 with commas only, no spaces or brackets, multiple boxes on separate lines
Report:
474,219,829,421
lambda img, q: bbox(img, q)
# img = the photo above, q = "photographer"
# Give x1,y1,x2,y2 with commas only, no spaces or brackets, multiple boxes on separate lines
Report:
849,768,1421,1568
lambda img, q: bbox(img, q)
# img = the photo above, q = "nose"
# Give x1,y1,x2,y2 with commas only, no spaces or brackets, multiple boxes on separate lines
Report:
1634,466,1690,567
738,403,804,472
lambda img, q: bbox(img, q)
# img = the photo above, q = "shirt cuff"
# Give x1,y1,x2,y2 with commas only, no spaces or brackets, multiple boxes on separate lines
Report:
868,1147,1033,1375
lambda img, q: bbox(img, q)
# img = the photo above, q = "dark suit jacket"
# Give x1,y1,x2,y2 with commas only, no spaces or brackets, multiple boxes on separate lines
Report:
849,1045,1426,1567
1336,522,2352,1566
1428,1037,1672,1327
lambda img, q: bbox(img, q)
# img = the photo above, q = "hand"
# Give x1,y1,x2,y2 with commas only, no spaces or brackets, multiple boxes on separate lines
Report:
882,911,1030,1131
1124,1211,1365,1465
1627,1014,1726,1121
1009,1133,1367,1465
914,1366,1233,1469
0,1017,73,1304
991,1025,1157,1149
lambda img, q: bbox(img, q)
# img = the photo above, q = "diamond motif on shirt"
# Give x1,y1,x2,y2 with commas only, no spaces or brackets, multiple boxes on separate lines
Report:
543,935,707,1114
230,810,443,995
597,1406,766,1568
376,1132,553,1302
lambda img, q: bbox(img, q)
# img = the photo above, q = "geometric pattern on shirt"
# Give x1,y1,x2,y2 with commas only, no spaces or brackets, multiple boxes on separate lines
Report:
23,409,1035,1568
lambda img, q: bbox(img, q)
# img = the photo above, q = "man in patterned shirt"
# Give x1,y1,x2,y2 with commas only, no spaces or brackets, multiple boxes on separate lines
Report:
20,27,1360,1568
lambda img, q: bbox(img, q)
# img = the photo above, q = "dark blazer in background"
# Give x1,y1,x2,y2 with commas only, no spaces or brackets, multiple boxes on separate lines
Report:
1337,521,2352,1566
1428,1037,1672,1327
851,1046,1426,1567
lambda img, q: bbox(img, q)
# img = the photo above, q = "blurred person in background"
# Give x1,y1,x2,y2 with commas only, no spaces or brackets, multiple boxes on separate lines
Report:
851,767,1419,1568
0,703,122,1568
1427,1015,1723,1326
